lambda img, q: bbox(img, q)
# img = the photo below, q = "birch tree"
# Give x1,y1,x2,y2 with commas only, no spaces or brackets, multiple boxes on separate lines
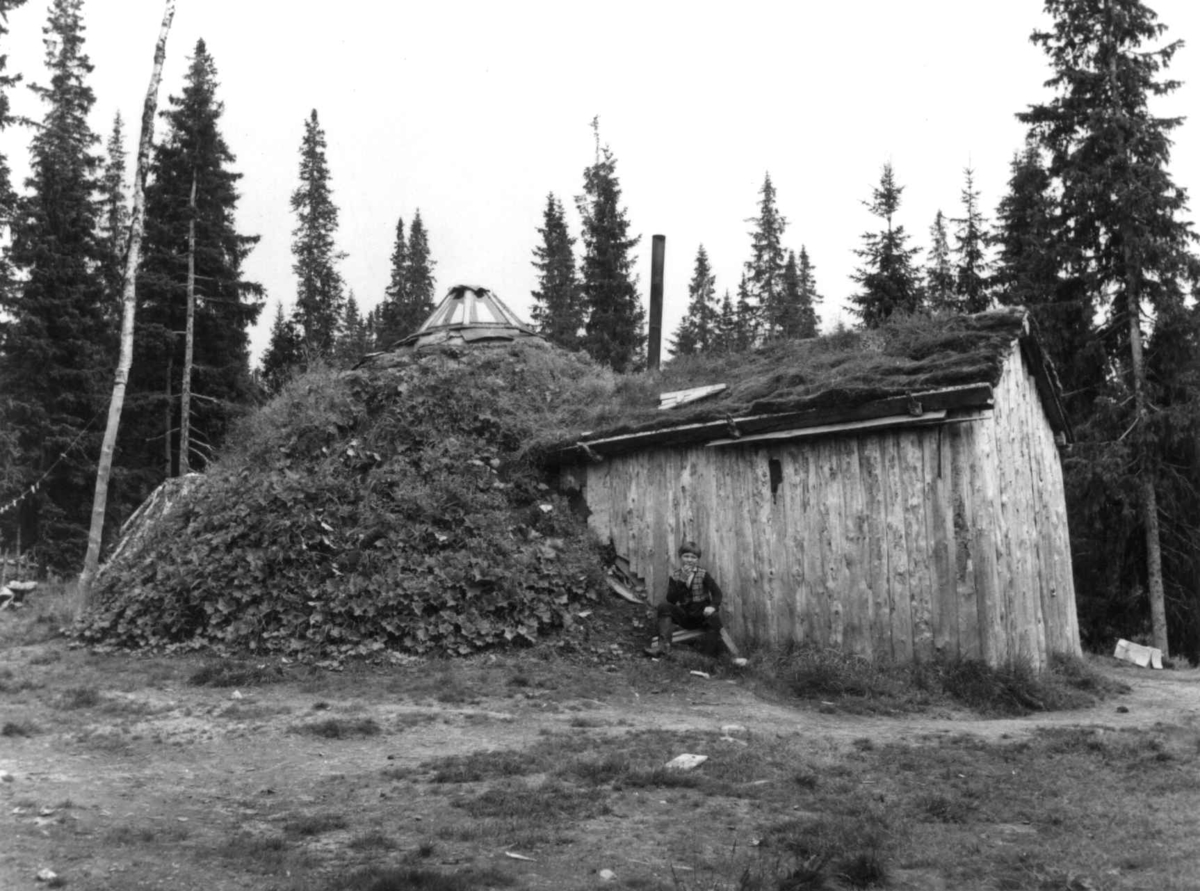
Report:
79,0,175,597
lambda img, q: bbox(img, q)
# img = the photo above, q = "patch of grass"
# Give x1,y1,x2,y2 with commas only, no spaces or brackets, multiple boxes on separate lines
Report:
346,830,397,851
427,748,539,783
0,666,40,693
188,660,286,688
752,645,1122,717
567,715,604,728
97,695,157,716
915,792,976,824
210,832,297,872
284,812,350,837
291,716,381,739
218,702,295,721
334,865,516,891
762,809,895,890
106,823,190,844
456,778,610,823
1,718,39,737
28,648,62,665
55,685,102,709
0,582,80,646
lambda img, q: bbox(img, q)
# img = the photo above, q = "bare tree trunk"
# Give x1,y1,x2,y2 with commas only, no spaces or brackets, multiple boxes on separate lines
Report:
164,351,173,476
78,1,176,601
179,170,196,475
1128,296,1169,656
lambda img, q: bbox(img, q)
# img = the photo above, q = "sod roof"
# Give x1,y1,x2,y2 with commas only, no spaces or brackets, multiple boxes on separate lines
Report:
547,307,1067,461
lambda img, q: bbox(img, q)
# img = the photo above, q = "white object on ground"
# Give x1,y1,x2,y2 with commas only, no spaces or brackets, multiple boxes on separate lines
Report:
599,868,616,881
665,753,708,771
1113,639,1163,669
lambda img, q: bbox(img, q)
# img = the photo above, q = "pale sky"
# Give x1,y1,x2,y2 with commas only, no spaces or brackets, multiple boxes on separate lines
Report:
3,0,1200,363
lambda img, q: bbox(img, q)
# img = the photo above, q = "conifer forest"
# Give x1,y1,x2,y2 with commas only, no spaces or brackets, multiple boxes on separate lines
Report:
3,0,1200,663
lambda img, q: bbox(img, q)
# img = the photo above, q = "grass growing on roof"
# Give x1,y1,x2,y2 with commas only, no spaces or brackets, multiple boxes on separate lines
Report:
553,308,1034,444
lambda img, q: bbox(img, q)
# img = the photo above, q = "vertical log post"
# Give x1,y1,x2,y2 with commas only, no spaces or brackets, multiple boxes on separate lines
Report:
648,234,665,371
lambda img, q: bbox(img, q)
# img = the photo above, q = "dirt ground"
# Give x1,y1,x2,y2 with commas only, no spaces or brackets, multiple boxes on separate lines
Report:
3,601,1200,891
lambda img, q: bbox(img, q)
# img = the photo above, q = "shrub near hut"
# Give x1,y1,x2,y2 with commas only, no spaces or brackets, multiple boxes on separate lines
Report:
77,343,614,657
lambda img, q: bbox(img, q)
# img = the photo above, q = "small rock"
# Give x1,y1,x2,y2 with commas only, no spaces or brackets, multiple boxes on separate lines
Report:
665,753,708,771
720,724,747,735
599,869,616,881
732,657,748,668
230,690,243,700
35,869,58,883
690,670,710,679
719,736,748,746
1116,706,1129,714
0,770,14,783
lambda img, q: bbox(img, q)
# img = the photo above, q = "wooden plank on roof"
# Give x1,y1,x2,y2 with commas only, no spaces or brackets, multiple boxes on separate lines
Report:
705,411,950,447
658,384,728,410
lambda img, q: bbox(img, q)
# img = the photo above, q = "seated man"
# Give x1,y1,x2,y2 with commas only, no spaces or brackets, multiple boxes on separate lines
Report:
646,541,726,657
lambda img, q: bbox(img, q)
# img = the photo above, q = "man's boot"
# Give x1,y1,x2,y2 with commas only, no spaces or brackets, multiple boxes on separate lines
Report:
657,616,674,656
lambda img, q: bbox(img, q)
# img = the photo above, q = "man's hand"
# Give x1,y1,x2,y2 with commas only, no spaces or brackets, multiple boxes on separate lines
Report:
703,606,716,617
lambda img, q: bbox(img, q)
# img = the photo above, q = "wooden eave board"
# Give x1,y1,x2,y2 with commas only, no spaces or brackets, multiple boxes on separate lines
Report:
1018,334,1071,440
556,383,995,462
704,410,951,447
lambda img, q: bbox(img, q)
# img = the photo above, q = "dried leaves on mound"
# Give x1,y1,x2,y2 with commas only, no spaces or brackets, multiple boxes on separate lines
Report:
77,343,615,658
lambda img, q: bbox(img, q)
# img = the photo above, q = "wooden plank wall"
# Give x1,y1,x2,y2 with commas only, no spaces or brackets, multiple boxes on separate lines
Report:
580,347,1080,666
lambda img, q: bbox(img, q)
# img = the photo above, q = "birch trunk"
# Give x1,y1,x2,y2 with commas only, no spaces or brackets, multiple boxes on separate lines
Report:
179,170,196,475
78,0,177,600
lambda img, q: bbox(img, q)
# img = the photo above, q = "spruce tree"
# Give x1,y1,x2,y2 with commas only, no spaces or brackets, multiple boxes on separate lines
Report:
260,301,303,394
97,112,128,313
333,291,371,367
779,247,821,339
993,142,1084,388
128,39,262,482
0,0,28,547
375,215,410,347
953,167,991,313
669,244,718,357
578,125,643,373
404,209,436,324
0,0,107,567
290,109,345,357
745,173,788,340
1021,0,1200,656
733,272,757,351
849,163,923,328
925,210,956,311
530,192,583,350
993,145,1059,308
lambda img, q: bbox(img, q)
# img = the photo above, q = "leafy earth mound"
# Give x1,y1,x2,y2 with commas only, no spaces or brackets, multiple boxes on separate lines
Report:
77,342,618,659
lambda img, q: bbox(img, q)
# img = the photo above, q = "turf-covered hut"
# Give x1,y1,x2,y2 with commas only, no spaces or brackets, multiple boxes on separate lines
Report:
551,309,1081,669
